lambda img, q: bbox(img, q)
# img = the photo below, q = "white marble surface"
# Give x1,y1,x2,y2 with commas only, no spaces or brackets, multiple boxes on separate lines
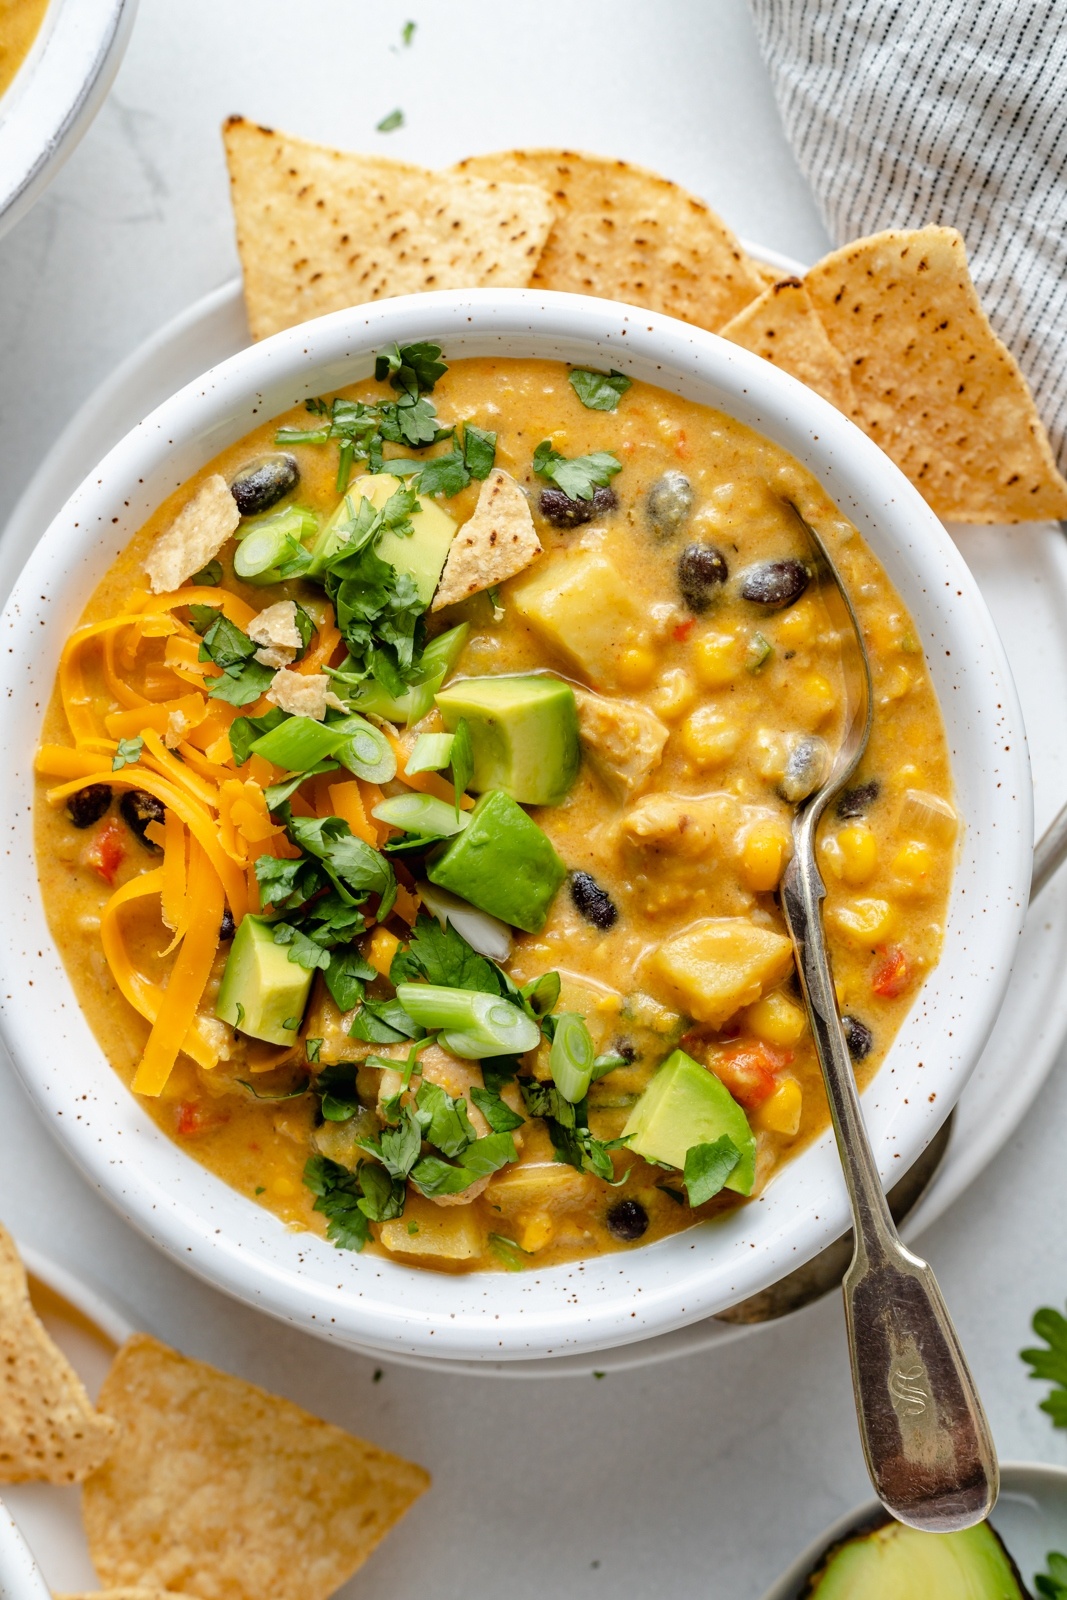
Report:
1,3,1066,1596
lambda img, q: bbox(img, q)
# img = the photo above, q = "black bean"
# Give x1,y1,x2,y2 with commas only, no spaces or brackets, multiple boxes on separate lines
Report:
837,779,881,819
570,871,618,930
230,454,300,517
538,484,618,528
740,558,810,609
607,1198,649,1242
67,784,112,829
646,471,693,538
677,542,729,612
842,1015,873,1062
120,789,166,848
219,908,236,942
611,1039,638,1064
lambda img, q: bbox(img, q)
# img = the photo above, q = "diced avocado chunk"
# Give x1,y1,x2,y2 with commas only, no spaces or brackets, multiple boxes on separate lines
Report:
510,550,651,689
215,914,313,1046
356,473,457,606
427,789,566,933
345,622,469,725
622,1049,756,1194
806,1516,1027,1599
435,673,580,805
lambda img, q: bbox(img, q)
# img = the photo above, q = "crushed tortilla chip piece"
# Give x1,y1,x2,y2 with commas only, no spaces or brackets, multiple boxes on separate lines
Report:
83,1335,430,1600
805,227,1067,523
432,468,541,610
455,148,764,331
266,669,343,720
0,1222,116,1484
224,119,557,340
144,476,240,595
249,599,302,668
720,277,857,413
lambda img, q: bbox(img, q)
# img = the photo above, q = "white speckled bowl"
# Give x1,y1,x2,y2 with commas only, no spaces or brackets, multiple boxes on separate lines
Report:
0,289,1032,1362
0,1502,49,1600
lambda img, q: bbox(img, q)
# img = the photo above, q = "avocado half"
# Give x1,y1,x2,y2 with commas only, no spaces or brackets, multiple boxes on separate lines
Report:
801,1511,1031,1599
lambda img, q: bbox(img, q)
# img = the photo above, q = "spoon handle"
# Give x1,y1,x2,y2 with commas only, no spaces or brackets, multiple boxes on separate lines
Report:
781,835,999,1531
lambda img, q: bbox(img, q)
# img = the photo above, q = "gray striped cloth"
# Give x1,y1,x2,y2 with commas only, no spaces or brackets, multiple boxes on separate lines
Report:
748,0,1067,476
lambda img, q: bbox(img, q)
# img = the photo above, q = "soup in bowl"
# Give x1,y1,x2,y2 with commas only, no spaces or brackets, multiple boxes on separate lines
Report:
0,290,1031,1360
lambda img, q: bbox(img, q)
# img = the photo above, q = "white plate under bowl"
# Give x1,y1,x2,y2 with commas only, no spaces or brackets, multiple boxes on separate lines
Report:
0,1243,134,1593
0,1503,48,1600
0,0,138,241
761,1460,1067,1599
0,287,1032,1364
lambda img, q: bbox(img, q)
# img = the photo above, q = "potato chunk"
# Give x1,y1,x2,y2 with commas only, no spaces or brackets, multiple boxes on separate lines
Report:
379,1197,486,1260
574,689,669,800
648,918,794,1026
510,550,649,689
485,1159,596,1215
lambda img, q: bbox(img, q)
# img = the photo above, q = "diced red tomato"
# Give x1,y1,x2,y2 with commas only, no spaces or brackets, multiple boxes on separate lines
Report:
709,1040,794,1110
84,819,125,885
673,619,695,643
176,1102,204,1137
871,945,913,999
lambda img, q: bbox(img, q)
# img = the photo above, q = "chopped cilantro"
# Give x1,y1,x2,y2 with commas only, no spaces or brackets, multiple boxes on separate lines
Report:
189,558,223,586
470,1083,524,1133
683,1137,741,1206
286,813,396,918
254,1185,266,1195
1037,1552,1067,1599
376,108,404,133
532,439,623,501
305,1038,323,1065
271,923,332,973
112,736,143,772
354,1161,406,1221
462,423,497,479
264,759,340,812
235,1077,309,1101
390,912,503,996
208,659,276,707
324,947,376,1011
488,1232,528,1271
415,1079,477,1157
401,19,416,45
410,1131,516,1196
416,447,470,498
356,1104,423,1179
303,1156,371,1251
375,341,447,395
229,707,285,766
349,996,423,1043
1022,1305,1067,1426
568,368,632,412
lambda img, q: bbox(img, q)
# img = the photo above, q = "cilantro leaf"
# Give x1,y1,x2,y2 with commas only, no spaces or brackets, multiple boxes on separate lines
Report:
264,758,340,813
195,612,256,669
683,1136,741,1206
306,1038,323,1065
355,1161,406,1222
303,1156,371,1251
272,922,332,973
532,440,623,501
375,341,448,395
416,448,470,498
401,19,416,45
393,913,503,995
376,108,404,133
189,559,223,586
568,368,632,412
357,1104,423,1179
462,424,497,479
229,707,286,766
470,1084,524,1133
324,948,375,1012
410,1131,516,1196
349,996,424,1043
1022,1306,1067,1427
415,1079,477,1157
208,658,276,707
286,814,396,917
112,736,144,772
1036,1553,1067,1599
547,1120,631,1183
253,852,324,912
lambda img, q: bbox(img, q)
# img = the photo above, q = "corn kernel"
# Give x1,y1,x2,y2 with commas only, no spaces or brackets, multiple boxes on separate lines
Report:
651,667,698,721
879,664,913,703
367,926,400,978
775,599,817,648
891,839,935,895
739,824,789,892
615,645,657,689
691,630,742,688
518,1212,555,1253
745,990,806,1046
758,1079,803,1136
826,897,895,946
831,821,879,886
271,1174,297,1199
798,672,837,724
680,707,741,769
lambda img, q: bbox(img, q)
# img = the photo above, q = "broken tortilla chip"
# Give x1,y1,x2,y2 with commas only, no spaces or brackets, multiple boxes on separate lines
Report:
455,149,764,332
83,1334,430,1600
805,227,1067,523
0,1223,116,1484
144,475,240,595
224,119,557,340
433,468,541,610
720,277,857,412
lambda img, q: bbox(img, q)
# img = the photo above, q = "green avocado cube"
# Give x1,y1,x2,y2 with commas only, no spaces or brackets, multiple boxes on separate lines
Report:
427,789,566,933
622,1049,756,1194
434,673,580,805
215,914,313,1046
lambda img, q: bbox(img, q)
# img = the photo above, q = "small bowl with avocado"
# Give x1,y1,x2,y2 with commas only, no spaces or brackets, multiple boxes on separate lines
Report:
763,1462,1067,1600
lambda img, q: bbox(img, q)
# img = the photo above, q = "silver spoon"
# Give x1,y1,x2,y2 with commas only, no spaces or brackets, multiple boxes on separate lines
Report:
776,503,998,1532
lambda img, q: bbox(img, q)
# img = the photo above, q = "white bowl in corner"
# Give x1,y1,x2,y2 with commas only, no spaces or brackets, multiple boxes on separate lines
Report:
0,1502,49,1600
0,288,1033,1363
0,0,138,241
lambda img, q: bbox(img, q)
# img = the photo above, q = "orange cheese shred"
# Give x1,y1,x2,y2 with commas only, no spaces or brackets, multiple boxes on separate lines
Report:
34,745,107,780
132,843,224,1096
139,728,219,811
328,781,377,847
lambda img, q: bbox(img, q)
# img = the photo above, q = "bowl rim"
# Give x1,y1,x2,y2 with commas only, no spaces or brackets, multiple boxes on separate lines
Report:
0,287,1033,1361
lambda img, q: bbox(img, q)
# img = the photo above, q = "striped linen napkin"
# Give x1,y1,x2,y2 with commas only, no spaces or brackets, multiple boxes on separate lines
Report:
748,0,1067,476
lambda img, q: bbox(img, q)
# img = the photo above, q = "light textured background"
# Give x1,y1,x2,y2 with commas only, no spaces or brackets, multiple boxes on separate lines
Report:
1,3,1065,1597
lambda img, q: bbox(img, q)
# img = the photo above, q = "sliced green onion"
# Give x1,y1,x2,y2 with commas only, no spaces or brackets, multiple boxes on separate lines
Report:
548,1012,596,1103
406,732,454,773
251,715,340,770
373,794,469,839
746,632,773,673
233,507,316,584
327,714,396,783
395,984,540,1058
417,880,512,960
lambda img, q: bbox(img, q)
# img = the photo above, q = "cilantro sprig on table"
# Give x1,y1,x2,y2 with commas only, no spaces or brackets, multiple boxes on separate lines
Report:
1021,1304,1067,1425
1037,1554,1067,1599
532,439,623,501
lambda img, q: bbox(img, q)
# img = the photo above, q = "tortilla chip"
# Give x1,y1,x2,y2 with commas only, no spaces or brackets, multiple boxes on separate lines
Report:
58,1592,199,1599
83,1335,430,1600
432,468,541,610
751,259,786,288
455,149,764,331
144,475,240,595
224,119,557,340
720,278,857,412
805,227,1067,522
0,1223,116,1483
